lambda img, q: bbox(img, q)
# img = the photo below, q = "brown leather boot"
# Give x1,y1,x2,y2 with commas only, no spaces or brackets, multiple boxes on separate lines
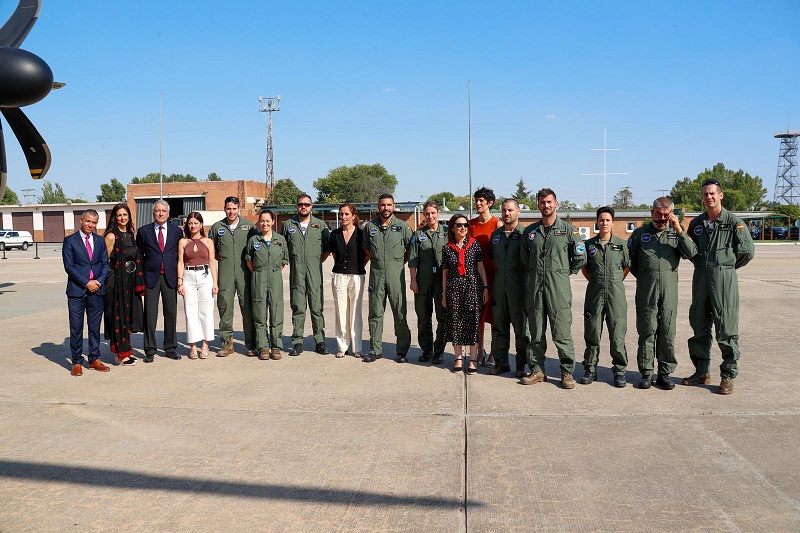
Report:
718,377,734,395
218,338,234,357
682,372,711,386
520,370,547,385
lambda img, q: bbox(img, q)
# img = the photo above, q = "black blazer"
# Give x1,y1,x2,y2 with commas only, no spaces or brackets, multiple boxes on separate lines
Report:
136,222,181,289
62,231,109,297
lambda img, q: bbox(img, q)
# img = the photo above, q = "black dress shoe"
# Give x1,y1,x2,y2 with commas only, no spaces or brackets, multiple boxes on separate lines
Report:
143,354,155,363
362,353,376,363
315,342,329,355
288,344,303,356
639,373,652,389
613,374,627,388
488,364,511,376
418,352,432,363
396,355,407,363
579,371,596,385
432,354,443,365
656,373,675,390
166,352,180,360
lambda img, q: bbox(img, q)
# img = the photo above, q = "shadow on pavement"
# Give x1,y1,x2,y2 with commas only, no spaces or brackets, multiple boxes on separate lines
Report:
0,460,475,508
31,339,73,370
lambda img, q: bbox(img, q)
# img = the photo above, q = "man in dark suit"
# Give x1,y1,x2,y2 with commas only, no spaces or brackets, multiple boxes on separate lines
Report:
136,199,182,362
63,209,111,376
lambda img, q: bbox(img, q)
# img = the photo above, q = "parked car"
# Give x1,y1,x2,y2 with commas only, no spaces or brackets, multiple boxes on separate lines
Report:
0,230,33,250
761,226,788,240
788,226,799,241
750,226,761,239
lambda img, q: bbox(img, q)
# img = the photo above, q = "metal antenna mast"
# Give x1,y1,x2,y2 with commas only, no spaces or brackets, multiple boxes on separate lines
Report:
258,96,281,204
773,130,800,206
581,128,629,206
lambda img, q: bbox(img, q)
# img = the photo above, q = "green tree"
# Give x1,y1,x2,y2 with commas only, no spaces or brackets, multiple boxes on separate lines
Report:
512,177,531,200
582,202,595,211
612,187,634,209
772,204,800,225
38,181,68,203
313,163,397,204
273,177,304,205
131,172,198,184
97,178,126,202
559,199,578,211
1,186,19,205
206,172,223,181
670,163,767,211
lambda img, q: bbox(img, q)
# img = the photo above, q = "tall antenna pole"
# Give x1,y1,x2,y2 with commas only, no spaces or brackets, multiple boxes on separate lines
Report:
581,128,628,206
259,96,281,204
159,92,163,199
468,80,473,218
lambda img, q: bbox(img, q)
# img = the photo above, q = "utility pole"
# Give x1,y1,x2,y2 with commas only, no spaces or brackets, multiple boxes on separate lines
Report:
259,96,281,204
581,128,629,206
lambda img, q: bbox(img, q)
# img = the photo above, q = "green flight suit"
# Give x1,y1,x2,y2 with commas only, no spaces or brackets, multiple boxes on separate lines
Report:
520,217,586,374
488,223,530,369
246,233,288,351
211,217,256,349
628,223,697,375
281,215,330,345
687,208,754,379
408,223,448,355
582,234,630,376
363,215,412,356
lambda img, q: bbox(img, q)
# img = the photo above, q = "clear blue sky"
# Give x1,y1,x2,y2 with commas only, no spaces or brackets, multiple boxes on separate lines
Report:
3,0,799,206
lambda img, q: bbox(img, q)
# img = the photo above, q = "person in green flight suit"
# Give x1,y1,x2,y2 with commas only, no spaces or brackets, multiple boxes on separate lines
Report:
487,198,530,378
362,194,413,363
210,196,256,357
682,178,754,395
519,188,586,388
246,210,288,361
409,201,449,364
579,206,631,388
628,197,697,390
281,194,330,356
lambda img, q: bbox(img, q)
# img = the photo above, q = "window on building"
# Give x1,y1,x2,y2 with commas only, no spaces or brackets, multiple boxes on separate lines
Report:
626,222,637,233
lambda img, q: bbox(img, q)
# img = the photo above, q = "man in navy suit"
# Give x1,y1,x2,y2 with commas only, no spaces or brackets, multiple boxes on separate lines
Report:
63,209,111,376
136,199,182,362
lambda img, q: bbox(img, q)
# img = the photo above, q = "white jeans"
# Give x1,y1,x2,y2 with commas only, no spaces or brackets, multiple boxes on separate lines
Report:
183,267,215,344
331,272,364,354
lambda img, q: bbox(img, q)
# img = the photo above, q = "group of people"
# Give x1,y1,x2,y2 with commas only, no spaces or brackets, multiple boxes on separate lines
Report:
63,179,754,395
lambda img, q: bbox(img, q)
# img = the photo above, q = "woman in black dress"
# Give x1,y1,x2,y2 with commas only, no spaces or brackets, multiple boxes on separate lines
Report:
103,203,144,365
441,214,488,374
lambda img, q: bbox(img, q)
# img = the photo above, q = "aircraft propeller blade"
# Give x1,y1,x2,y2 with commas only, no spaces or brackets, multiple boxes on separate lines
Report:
0,0,40,48
0,107,50,180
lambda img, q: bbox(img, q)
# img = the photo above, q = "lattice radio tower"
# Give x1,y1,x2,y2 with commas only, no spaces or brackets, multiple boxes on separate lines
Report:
773,130,800,206
258,96,281,204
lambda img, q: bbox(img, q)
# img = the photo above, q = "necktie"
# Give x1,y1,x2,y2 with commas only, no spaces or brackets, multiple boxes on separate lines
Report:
85,234,94,280
158,225,165,273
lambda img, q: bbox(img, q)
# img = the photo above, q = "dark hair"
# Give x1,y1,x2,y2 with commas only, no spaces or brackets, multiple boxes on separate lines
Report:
296,193,312,204
224,196,240,205
447,214,469,244
104,203,135,237
339,203,359,227
258,209,276,222
536,188,557,202
701,178,722,191
183,212,206,238
474,186,495,206
596,206,615,220
422,201,439,211
379,193,394,202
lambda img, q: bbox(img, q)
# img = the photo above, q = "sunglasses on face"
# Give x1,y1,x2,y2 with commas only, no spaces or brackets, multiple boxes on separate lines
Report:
297,202,312,207
454,222,469,229
225,196,240,204
701,179,720,188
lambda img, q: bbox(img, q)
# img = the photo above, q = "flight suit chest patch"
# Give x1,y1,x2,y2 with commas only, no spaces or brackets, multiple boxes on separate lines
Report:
391,225,402,232
718,223,732,231
253,242,261,250
528,232,535,240
288,226,297,234
588,245,597,256
640,233,652,243
666,232,678,240
554,230,567,236
418,233,427,242
217,228,226,236
610,244,623,251
694,225,704,236
273,240,283,246
492,235,501,245
510,233,521,240
310,223,320,230
369,227,378,236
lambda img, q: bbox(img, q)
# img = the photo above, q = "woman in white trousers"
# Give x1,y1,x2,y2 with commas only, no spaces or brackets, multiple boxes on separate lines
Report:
178,212,218,359
328,204,368,358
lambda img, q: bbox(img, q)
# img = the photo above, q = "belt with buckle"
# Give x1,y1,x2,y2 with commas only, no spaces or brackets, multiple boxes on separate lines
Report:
186,264,209,271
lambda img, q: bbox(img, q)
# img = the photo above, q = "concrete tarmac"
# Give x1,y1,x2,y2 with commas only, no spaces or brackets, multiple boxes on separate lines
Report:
1,243,799,532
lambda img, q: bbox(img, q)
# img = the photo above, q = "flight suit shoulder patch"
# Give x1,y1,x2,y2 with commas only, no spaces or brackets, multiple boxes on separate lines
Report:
575,243,586,254
627,236,632,246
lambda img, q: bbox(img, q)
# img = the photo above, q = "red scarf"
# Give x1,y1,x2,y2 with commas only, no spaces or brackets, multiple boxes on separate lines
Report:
447,238,474,276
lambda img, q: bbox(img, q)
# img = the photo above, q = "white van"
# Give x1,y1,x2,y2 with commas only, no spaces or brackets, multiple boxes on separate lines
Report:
0,230,33,251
